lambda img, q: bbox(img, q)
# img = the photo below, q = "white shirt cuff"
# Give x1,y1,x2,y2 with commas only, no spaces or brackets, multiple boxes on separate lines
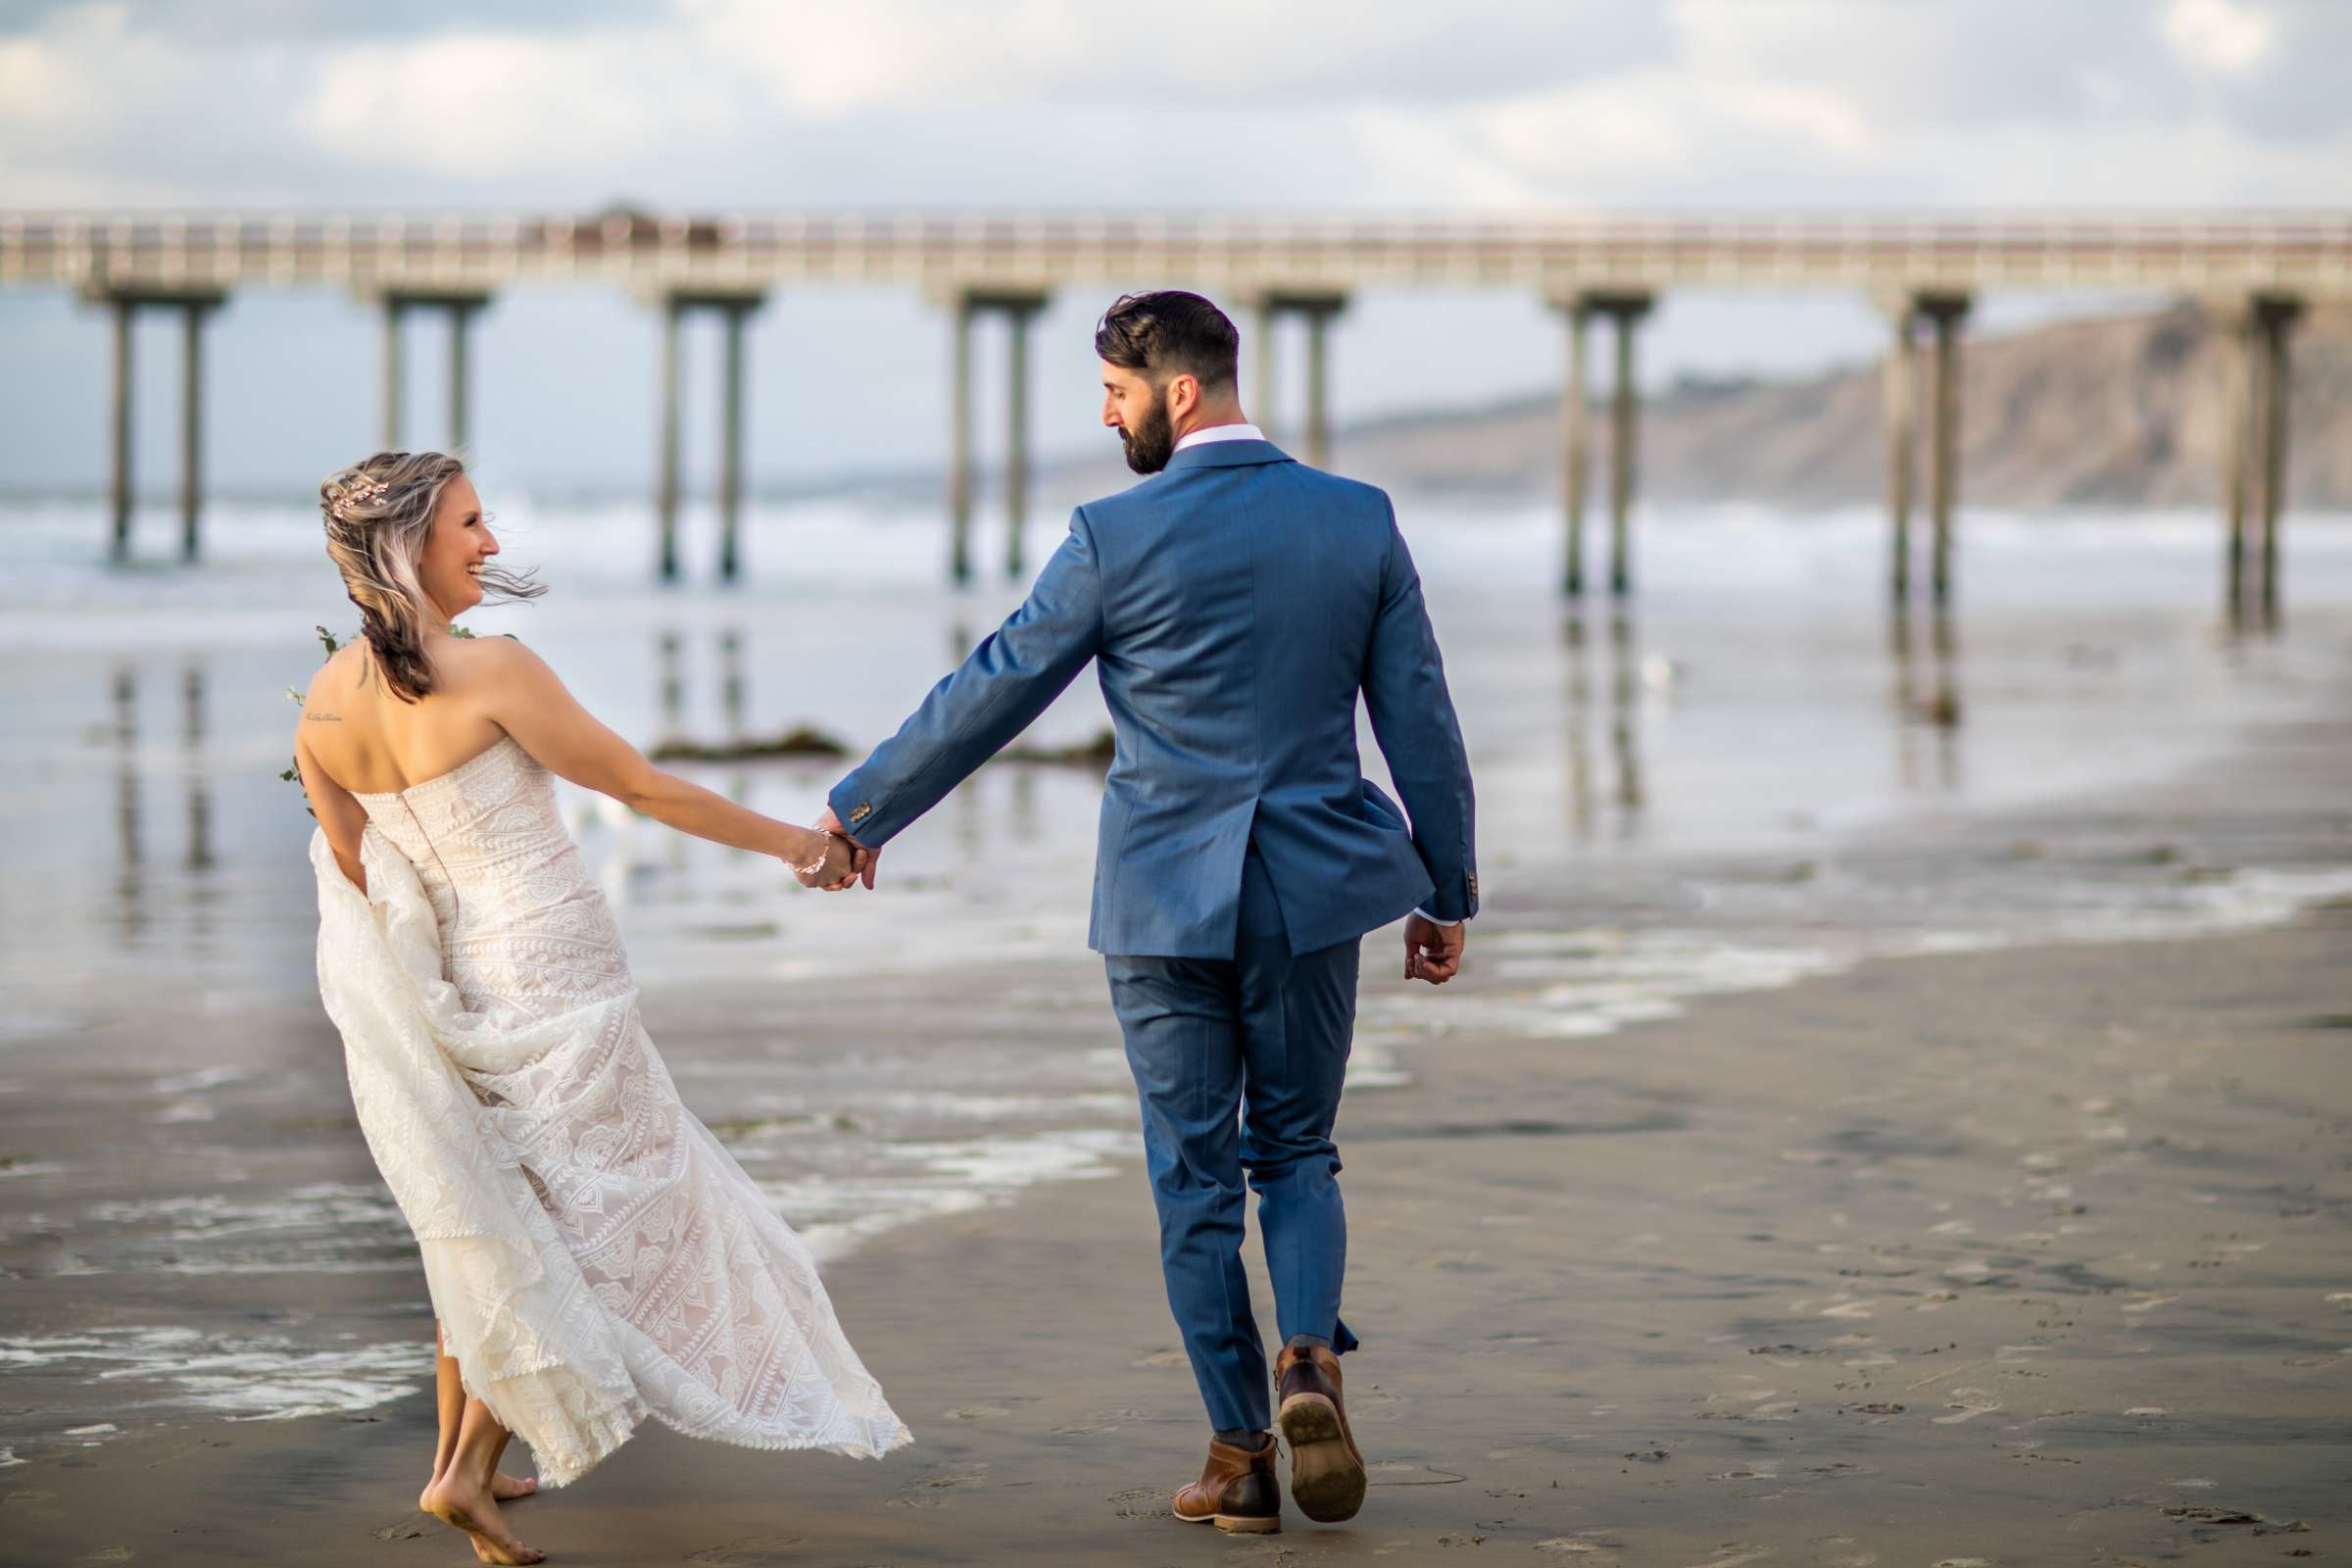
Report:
1416,908,1466,927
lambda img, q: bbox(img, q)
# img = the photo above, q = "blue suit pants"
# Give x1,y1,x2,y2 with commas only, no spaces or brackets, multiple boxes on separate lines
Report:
1104,841,1362,1435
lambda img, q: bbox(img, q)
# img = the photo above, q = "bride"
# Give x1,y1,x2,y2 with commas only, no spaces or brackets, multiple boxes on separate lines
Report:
293,452,908,1565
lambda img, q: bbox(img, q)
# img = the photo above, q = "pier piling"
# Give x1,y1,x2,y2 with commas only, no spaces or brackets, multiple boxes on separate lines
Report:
942,288,1050,585
948,294,974,584
650,287,765,584
1882,298,1919,605
109,296,131,564
1004,297,1039,580
377,289,490,455
178,301,210,563
380,296,405,449
2251,293,2303,626
1913,291,1972,610
1250,291,1347,468
90,286,224,564
1559,299,1592,597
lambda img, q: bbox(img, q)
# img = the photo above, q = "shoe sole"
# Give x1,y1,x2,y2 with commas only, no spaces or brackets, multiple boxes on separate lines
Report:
1278,1393,1367,1523
1176,1506,1281,1535
1214,1514,1282,1534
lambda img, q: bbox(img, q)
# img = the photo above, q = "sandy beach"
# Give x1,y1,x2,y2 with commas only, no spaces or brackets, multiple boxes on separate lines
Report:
5,498,2351,1566
7,721,2349,1564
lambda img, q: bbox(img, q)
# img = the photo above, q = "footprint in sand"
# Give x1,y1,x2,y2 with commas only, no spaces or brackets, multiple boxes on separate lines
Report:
685,1539,808,1566
1105,1487,1173,1520
1681,1546,1771,1567
1932,1388,2002,1425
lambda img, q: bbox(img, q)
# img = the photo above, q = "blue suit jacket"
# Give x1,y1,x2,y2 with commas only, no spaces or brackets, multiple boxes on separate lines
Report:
829,439,1477,957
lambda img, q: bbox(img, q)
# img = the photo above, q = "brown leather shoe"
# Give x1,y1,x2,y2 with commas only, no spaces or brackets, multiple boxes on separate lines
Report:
1170,1436,1281,1534
1275,1344,1367,1523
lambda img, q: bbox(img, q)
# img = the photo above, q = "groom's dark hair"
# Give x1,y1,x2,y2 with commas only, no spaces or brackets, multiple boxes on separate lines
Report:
1095,291,1240,393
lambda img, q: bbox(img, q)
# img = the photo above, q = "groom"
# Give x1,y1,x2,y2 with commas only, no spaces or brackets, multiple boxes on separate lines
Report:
818,291,1476,1535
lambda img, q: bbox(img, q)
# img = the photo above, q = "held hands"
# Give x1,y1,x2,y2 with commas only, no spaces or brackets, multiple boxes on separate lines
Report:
789,827,859,889
805,807,878,892
1403,912,1465,985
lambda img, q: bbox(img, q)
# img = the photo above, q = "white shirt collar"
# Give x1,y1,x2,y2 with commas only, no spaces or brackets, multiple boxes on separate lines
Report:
1173,422,1265,454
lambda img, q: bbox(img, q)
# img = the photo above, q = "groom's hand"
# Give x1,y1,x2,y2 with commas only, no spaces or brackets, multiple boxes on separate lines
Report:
1403,913,1464,985
814,807,879,891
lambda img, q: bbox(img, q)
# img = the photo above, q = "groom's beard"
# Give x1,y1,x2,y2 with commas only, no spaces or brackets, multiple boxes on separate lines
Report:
1117,390,1176,474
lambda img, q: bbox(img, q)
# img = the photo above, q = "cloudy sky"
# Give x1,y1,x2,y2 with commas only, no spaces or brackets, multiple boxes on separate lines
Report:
3,0,2344,498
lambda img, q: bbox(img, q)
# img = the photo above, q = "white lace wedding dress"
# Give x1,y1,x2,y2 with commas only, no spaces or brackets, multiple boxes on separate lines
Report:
311,733,909,1486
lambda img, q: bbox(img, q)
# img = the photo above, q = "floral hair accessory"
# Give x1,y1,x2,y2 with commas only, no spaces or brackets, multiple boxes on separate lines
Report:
328,477,391,521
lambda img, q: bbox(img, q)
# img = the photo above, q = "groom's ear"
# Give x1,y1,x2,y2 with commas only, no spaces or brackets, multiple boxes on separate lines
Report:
1165,371,1200,422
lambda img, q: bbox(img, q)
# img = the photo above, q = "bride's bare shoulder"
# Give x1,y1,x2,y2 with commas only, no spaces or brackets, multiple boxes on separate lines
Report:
302,643,368,707
435,631,558,694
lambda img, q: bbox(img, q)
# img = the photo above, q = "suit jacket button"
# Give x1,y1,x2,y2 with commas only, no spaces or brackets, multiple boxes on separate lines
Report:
850,803,872,823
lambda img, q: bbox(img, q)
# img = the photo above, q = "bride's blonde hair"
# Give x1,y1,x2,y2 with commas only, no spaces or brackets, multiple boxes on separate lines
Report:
318,451,542,703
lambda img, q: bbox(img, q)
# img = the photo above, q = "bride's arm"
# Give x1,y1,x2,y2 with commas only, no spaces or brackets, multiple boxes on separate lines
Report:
294,729,370,893
462,637,836,867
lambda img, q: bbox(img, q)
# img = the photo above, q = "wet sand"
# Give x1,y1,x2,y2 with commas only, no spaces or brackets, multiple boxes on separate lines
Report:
7,895,2348,1565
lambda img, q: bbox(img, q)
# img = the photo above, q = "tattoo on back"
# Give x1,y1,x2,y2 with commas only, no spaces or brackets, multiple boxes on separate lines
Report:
305,710,342,721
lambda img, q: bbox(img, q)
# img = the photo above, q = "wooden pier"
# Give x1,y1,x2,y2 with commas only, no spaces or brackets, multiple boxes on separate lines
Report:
12,208,2349,618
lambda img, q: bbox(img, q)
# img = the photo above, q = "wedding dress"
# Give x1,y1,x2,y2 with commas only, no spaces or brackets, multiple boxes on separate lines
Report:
311,733,909,1485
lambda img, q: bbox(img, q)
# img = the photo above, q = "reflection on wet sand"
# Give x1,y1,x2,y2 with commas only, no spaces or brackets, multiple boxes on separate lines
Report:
113,663,144,937
182,662,214,876
718,627,746,738
1890,607,1963,793
1560,609,1646,844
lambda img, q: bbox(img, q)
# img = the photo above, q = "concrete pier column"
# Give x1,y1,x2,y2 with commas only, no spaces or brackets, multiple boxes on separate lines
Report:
1882,299,1919,605
2222,302,2254,620
1004,299,1038,580
1303,302,1337,468
1915,291,1972,610
179,302,209,564
716,298,755,583
380,296,407,450
447,298,480,454
109,296,132,564
1575,291,1654,599
1254,292,1348,466
1557,298,1592,597
1252,299,1276,445
656,295,682,582
2251,293,2302,626
948,293,975,584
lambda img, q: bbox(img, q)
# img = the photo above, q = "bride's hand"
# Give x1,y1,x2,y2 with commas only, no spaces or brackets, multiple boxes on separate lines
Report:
790,829,857,890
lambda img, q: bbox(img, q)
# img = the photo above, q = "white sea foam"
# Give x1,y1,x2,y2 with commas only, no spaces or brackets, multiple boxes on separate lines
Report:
0,1325,428,1424
766,1127,1138,1264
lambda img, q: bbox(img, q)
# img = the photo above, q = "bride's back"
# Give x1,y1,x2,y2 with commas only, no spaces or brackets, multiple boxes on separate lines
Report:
304,636,510,797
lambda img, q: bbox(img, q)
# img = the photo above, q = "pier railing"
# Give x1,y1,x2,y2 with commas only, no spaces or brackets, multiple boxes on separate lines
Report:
8,210,2352,296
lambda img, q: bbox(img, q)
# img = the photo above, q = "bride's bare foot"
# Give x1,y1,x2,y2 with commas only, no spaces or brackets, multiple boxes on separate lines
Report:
421,1474,537,1509
420,1473,545,1565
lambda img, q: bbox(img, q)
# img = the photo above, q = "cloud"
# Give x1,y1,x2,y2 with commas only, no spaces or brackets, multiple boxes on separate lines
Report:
681,0,1669,115
2161,0,2274,75
295,26,723,178
1,0,2348,210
